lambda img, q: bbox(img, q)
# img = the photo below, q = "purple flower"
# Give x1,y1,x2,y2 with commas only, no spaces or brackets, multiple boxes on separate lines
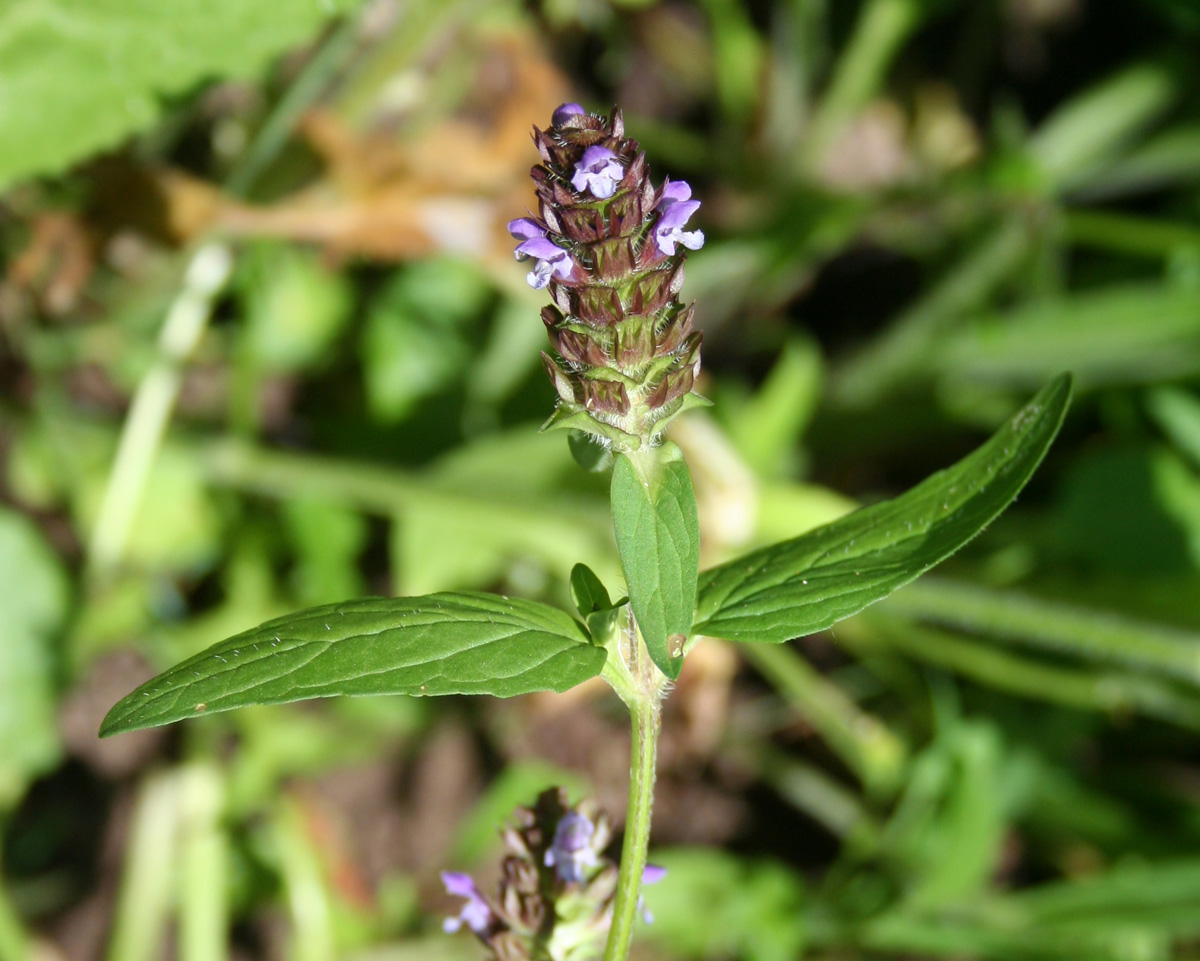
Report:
553,102,587,126
571,146,624,200
441,871,494,935
544,811,598,883
653,180,704,256
508,218,574,289
638,864,667,923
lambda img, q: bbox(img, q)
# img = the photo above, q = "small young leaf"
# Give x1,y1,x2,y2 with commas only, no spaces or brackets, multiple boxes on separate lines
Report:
568,430,614,473
611,446,701,679
100,593,604,737
694,374,1072,644
570,563,612,617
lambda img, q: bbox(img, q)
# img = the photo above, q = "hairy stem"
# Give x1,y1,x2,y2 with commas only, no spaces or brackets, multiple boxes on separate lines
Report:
602,613,664,961
603,692,660,961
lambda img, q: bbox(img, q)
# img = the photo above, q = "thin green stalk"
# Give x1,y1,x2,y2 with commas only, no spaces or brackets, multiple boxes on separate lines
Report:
1063,209,1200,260
741,642,906,796
87,244,232,576
800,0,922,173
106,773,179,961
602,692,660,961
831,217,1030,407
879,578,1200,684
178,763,228,961
0,867,30,961
224,13,362,198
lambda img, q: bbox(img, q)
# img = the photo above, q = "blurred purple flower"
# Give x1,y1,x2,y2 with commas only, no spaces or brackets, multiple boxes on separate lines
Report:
508,218,574,289
653,180,704,256
553,102,587,126
441,871,494,935
638,864,667,923
544,811,598,883
571,146,624,200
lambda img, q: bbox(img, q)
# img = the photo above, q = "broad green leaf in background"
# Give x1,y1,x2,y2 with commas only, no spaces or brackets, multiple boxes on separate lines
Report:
694,374,1072,644
240,244,353,373
1029,63,1175,190
101,593,605,736
881,577,1200,685
642,849,807,961
1148,386,1200,469
611,446,701,679
0,508,69,808
933,284,1200,390
0,0,362,188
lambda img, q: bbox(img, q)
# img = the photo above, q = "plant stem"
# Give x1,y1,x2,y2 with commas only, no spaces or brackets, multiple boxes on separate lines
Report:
86,243,232,577
0,860,31,961
602,691,660,961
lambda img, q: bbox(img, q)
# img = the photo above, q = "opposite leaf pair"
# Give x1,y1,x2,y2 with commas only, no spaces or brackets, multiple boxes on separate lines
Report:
100,373,1071,736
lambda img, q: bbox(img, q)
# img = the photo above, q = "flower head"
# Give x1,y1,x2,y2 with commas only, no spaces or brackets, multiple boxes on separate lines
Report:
653,180,704,256
441,871,495,936
508,217,574,289
553,102,587,126
544,811,599,883
517,106,705,450
571,145,624,200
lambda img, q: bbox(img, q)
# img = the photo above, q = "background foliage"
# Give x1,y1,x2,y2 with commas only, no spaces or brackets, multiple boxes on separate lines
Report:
2,1,1200,959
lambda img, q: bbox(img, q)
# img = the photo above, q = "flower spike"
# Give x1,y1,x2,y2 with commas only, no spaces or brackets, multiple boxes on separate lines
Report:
509,104,707,451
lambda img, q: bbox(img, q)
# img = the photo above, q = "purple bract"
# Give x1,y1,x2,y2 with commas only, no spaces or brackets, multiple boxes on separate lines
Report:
571,145,624,200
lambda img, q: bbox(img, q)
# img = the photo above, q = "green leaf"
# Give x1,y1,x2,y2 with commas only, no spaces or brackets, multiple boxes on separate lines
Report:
642,849,807,961
100,593,604,737
568,430,613,473
694,374,1072,644
0,0,361,189
570,563,612,617
610,446,701,678
0,508,68,808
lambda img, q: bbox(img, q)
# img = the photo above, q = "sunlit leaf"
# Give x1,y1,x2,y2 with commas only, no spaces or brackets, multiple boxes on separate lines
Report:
101,593,604,736
694,375,1072,644
0,0,362,187
611,447,701,678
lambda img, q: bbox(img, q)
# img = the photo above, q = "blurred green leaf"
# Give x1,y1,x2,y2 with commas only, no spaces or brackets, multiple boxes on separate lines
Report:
724,336,823,477
1147,386,1200,468
361,260,491,422
695,375,1071,644
281,498,367,606
1053,445,1200,573
935,284,1200,390
1030,64,1175,189
100,594,604,736
0,508,67,808
642,849,807,961
612,447,701,678
0,0,361,187
881,578,1200,685
241,245,353,372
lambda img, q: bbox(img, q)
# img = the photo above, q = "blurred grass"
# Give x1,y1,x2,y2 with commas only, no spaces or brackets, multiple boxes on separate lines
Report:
4,0,1200,959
